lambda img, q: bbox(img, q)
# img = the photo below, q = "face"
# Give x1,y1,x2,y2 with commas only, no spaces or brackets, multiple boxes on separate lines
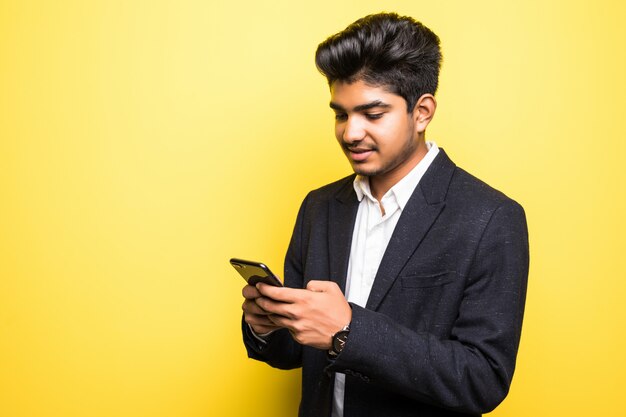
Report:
330,79,426,186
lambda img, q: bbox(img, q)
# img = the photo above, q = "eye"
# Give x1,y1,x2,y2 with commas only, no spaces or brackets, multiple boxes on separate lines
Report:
334,113,348,121
365,113,383,120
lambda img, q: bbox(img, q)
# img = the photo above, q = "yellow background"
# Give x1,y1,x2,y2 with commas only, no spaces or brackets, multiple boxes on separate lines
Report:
1,0,625,416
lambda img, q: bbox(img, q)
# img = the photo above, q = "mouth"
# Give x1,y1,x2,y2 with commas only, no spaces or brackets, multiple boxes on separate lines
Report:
345,147,375,162
343,144,376,162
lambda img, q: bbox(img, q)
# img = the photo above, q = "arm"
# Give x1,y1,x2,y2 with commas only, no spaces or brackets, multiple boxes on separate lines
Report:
241,194,312,369
326,200,529,414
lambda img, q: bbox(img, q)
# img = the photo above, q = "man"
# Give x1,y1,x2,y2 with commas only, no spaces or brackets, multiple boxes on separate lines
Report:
241,12,529,417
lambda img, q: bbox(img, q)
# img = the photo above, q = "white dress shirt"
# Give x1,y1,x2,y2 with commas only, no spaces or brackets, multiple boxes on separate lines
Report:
332,141,439,417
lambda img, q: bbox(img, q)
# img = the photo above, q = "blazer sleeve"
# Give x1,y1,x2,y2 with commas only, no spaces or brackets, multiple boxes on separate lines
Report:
326,199,529,414
241,193,311,370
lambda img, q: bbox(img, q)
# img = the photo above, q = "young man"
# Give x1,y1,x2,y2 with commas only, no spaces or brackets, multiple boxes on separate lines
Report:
241,12,529,417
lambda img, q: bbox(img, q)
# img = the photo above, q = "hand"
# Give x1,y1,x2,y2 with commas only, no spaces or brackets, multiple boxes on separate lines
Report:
255,280,352,350
242,284,284,335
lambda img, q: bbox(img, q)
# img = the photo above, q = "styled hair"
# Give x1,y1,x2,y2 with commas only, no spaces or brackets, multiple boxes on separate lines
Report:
315,12,442,111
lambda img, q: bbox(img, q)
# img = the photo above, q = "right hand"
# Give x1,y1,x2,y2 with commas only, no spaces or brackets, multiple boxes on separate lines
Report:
242,284,284,334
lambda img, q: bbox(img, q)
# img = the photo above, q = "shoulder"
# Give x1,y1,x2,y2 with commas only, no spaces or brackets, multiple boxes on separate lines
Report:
289,174,357,229
309,174,355,196
424,148,524,215
302,173,356,205
451,168,513,202
446,166,526,228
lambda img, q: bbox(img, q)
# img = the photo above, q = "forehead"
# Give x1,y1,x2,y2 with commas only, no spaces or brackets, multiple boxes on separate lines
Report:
330,79,403,106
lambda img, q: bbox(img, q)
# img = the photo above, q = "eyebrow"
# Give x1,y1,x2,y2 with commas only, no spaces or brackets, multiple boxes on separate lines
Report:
329,100,391,112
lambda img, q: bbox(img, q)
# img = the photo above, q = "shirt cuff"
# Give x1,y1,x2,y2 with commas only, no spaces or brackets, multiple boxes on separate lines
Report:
248,324,276,344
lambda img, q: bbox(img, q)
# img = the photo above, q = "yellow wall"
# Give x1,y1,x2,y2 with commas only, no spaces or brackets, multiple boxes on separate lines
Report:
1,1,625,416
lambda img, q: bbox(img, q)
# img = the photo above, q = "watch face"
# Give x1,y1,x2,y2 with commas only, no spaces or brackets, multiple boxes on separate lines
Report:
333,330,349,353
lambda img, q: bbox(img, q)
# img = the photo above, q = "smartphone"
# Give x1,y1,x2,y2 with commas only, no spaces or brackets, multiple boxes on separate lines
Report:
229,258,283,287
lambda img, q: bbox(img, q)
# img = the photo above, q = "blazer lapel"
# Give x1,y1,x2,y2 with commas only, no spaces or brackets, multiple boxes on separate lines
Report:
328,176,359,294
365,149,456,311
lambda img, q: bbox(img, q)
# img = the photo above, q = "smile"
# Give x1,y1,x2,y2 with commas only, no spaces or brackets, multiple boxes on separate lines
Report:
348,148,374,162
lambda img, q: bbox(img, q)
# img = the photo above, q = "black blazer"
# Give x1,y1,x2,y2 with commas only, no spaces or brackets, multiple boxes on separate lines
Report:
243,149,529,417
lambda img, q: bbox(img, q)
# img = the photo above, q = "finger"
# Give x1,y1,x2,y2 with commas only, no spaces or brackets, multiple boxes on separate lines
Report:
255,296,295,318
242,299,272,315
267,313,293,329
256,283,303,303
244,312,275,326
242,284,261,300
244,313,282,332
306,280,337,292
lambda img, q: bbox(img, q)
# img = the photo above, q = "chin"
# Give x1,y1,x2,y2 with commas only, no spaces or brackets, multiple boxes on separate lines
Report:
352,165,381,177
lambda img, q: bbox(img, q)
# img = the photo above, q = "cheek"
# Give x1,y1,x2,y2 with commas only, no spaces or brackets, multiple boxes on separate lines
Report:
370,122,398,147
382,118,413,144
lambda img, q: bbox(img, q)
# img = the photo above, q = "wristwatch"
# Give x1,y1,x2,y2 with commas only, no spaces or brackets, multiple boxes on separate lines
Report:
329,324,350,357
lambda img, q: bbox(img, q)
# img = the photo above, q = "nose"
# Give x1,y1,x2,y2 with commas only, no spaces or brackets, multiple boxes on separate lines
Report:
341,116,366,144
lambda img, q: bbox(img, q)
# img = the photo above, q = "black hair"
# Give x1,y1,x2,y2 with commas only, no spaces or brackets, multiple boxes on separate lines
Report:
315,12,442,112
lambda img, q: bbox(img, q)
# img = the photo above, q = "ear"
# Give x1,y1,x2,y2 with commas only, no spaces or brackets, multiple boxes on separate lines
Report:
411,94,437,135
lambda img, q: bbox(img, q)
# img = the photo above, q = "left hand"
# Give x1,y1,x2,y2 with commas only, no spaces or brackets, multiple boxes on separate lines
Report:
255,280,352,350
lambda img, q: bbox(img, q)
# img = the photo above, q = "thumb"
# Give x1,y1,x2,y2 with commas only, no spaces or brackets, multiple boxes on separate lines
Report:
306,280,336,292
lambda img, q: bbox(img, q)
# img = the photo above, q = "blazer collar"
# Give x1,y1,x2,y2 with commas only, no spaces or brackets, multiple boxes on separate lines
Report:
417,147,456,205
328,148,457,309
328,175,359,293
367,148,456,310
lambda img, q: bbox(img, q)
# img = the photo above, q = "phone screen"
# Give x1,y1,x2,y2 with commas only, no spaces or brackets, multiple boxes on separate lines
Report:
230,258,283,287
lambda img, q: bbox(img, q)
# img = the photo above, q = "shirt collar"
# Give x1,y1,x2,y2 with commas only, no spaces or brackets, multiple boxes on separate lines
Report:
353,141,440,210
